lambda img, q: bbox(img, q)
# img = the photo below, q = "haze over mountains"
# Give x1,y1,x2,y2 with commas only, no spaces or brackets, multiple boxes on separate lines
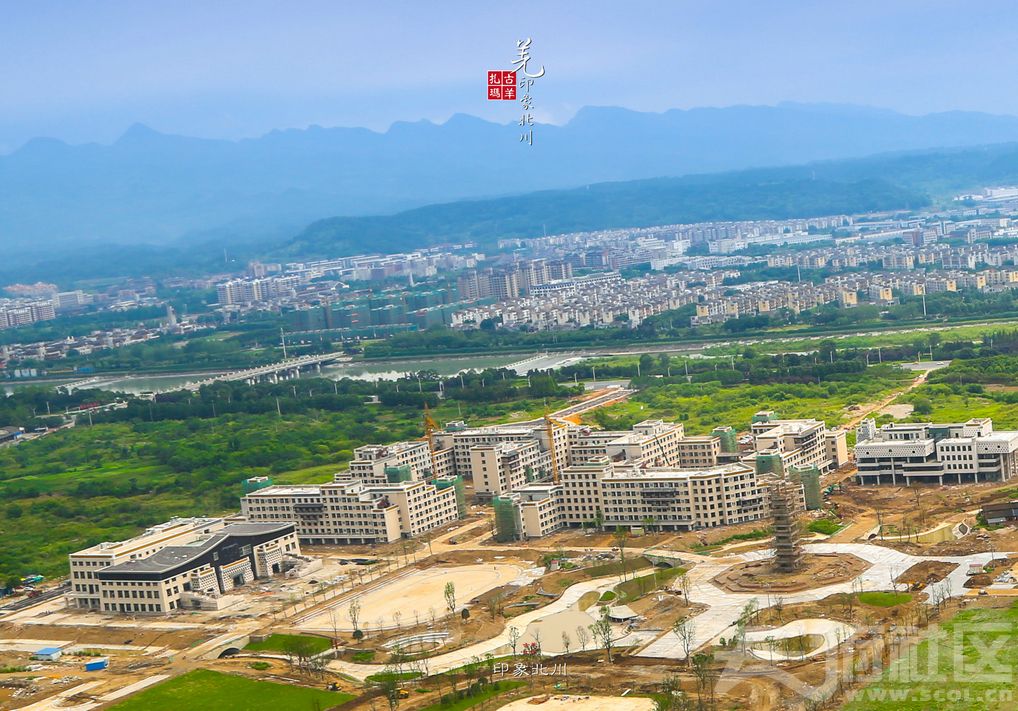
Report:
6,102,1018,280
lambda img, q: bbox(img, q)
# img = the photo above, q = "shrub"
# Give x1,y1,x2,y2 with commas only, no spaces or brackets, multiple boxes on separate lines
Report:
808,518,841,535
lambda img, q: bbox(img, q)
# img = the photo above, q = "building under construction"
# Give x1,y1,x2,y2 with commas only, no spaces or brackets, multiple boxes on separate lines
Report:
769,478,803,573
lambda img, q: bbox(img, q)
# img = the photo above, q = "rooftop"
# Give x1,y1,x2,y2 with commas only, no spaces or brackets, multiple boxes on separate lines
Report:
99,522,293,576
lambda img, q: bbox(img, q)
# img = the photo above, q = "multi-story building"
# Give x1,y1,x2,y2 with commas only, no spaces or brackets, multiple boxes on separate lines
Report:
744,411,848,474
855,418,1018,485
341,440,453,484
433,420,569,491
497,458,776,539
69,519,300,614
469,440,549,499
566,420,689,467
68,517,228,611
240,477,461,544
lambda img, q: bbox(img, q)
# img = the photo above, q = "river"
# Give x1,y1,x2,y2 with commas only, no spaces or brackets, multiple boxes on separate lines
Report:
2,351,589,395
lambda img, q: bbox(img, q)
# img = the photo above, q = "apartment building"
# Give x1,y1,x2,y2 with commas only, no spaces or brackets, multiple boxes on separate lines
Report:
566,420,689,467
469,440,549,499
341,440,453,484
855,418,1018,485
744,411,848,474
433,420,569,487
497,458,775,540
70,520,300,614
240,477,461,544
599,463,767,531
68,517,227,611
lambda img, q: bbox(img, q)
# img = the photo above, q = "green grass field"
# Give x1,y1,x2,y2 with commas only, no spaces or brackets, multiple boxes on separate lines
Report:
107,669,354,711
244,633,332,655
587,367,911,434
0,391,570,582
418,681,526,711
701,320,1017,357
857,591,912,607
843,602,1018,710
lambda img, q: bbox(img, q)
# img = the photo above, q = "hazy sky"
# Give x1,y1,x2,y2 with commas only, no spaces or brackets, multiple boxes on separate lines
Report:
3,0,1018,152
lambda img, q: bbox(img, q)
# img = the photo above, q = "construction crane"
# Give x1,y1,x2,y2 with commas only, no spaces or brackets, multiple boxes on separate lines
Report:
422,404,440,479
544,411,565,483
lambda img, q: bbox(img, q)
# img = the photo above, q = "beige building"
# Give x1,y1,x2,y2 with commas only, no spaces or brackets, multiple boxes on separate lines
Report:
469,440,549,499
744,411,848,474
68,517,227,611
566,420,688,467
240,477,461,544
342,440,453,484
71,521,300,615
433,420,569,484
499,458,777,540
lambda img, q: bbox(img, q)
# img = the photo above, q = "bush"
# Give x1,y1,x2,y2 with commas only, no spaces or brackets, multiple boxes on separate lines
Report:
352,629,364,640
808,518,841,535
248,661,271,671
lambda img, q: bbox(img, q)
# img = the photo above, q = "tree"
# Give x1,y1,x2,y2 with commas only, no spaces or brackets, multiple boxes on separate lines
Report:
348,597,362,633
590,607,615,663
444,581,457,616
575,625,590,652
282,635,321,675
672,616,696,665
677,572,692,600
690,653,719,711
508,625,522,658
613,526,630,582
561,630,572,655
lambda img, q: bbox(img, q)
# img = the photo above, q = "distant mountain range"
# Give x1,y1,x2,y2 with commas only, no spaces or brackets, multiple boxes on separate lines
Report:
7,102,1018,261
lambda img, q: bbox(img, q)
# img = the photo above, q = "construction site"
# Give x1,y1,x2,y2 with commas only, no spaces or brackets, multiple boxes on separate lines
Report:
9,390,1018,710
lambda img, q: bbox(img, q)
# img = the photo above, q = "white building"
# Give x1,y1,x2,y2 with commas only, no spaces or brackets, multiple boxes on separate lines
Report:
69,520,301,614
855,418,1018,485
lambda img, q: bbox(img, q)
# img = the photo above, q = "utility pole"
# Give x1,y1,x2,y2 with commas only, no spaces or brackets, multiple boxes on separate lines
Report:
280,327,288,359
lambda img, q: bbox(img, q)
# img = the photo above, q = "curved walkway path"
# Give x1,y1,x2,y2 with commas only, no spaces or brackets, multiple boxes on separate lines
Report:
330,542,1009,678
636,542,1004,660
328,573,620,680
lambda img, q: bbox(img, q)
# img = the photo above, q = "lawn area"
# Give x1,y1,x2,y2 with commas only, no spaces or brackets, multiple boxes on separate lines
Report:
244,633,332,655
901,384,1018,429
0,387,573,582
857,591,912,607
419,680,526,711
587,366,911,434
107,669,354,711
584,556,652,578
614,566,686,602
843,602,1018,710
808,518,842,535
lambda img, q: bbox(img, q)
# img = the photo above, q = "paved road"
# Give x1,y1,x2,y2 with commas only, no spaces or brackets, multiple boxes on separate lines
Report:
636,542,1005,660
328,572,620,680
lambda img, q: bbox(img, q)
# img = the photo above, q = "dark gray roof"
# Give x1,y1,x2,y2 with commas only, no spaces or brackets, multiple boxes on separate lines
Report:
100,522,293,575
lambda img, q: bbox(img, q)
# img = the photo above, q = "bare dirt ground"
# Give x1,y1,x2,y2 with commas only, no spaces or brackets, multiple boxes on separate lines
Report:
501,695,654,711
895,560,959,588
712,554,870,594
298,563,524,633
